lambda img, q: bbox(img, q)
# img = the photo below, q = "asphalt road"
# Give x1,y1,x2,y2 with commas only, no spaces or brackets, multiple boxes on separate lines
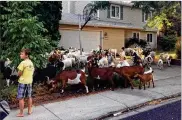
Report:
122,100,181,120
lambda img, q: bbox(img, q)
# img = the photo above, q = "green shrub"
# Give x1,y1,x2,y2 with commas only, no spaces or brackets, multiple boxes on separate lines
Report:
175,37,181,59
139,39,147,48
125,38,139,48
158,35,177,51
0,85,17,102
133,79,140,87
125,38,147,48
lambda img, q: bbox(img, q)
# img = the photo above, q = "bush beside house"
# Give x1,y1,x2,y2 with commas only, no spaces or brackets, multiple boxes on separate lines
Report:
125,38,147,48
158,35,177,51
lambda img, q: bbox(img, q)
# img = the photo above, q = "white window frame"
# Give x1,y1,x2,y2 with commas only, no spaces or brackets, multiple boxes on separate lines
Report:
97,10,100,20
132,32,140,39
110,4,120,19
147,33,153,42
144,11,152,22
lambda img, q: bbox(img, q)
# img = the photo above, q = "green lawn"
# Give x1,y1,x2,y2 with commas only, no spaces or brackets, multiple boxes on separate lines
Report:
125,50,177,60
155,50,176,59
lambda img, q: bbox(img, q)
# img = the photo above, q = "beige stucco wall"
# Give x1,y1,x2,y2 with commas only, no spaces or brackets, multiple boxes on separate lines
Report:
103,28,125,51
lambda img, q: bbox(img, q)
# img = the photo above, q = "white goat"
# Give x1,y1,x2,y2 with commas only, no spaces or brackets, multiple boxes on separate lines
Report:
109,49,117,58
157,58,163,70
159,53,172,67
98,57,108,67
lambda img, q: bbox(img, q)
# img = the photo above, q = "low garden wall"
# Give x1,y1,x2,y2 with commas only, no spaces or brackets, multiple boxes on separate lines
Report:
171,59,181,66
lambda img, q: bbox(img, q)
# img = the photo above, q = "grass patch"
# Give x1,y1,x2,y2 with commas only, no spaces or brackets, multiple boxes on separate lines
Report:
155,50,177,59
125,50,177,60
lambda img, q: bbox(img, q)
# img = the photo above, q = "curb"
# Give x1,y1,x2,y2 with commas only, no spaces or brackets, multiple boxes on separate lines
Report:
94,93,181,120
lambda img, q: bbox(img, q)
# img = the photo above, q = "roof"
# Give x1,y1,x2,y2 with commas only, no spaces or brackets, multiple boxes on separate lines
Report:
59,13,157,32
110,1,134,7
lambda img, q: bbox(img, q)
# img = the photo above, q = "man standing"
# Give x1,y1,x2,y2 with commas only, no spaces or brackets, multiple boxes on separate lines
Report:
16,49,34,117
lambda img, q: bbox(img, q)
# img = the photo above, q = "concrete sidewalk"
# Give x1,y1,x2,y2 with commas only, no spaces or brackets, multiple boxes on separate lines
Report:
5,66,181,120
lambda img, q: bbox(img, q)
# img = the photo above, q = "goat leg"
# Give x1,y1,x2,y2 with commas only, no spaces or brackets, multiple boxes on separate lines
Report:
124,75,134,89
144,82,146,90
148,81,150,88
152,78,155,88
139,80,142,90
109,79,115,91
81,77,89,94
61,80,66,94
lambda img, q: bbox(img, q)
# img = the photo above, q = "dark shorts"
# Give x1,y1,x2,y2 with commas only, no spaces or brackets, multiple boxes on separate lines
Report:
17,83,32,99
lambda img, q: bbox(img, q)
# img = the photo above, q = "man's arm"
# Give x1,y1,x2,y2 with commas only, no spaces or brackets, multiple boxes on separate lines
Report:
18,71,23,77
17,62,24,77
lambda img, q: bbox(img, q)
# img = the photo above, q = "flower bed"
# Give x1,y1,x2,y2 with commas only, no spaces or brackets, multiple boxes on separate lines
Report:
1,75,139,109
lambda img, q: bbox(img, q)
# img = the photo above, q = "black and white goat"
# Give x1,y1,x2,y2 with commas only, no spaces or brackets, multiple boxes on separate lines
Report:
3,64,18,87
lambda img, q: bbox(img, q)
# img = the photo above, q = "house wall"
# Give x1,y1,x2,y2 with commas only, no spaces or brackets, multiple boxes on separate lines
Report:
61,1,157,49
62,1,69,13
125,30,157,48
62,1,146,27
74,1,90,15
62,1,90,14
59,24,125,51
99,5,146,28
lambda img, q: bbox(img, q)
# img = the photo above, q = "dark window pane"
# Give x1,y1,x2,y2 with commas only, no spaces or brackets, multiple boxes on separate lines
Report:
116,7,119,17
147,34,149,42
137,33,139,39
150,34,152,42
133,33,137,38
112,6,115,17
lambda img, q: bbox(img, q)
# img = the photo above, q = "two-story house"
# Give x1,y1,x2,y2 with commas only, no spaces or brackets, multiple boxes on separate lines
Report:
59,1,157,52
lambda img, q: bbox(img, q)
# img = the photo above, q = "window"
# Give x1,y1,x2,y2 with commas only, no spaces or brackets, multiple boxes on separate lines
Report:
133,32,140,39
110,5,120,19
96,10,100,20
144,12,152,22
147,34,152,42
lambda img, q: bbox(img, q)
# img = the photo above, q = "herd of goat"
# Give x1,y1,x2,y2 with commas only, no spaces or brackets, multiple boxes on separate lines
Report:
0,47,173,93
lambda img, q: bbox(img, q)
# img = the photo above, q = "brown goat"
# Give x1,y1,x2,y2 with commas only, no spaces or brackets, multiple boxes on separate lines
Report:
134,72,155,90
113,66,145,89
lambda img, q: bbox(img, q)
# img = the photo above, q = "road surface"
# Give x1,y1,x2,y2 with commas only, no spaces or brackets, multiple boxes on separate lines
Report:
122,100,181,120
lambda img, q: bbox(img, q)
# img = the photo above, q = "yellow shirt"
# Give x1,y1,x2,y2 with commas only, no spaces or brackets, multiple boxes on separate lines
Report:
17,59,34,84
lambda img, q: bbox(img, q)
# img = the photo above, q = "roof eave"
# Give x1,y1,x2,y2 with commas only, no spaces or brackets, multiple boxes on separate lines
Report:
59,22,144,30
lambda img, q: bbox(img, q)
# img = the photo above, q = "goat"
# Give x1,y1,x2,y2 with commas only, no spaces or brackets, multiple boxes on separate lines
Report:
113,66,145,89
157,58,164,70
47,69,89,94
134,71,155,90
